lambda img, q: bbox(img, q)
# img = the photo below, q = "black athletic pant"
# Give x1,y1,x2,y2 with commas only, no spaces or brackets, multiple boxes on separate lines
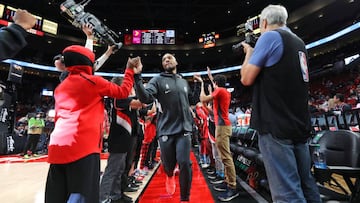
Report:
45,153,100,203
159,132,192,201
23,134,40,154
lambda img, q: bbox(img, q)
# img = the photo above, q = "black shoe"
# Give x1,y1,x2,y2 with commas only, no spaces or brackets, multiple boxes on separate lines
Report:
218,187,240,202
109,198,132,203
123,184,138,192
147,162,154,169
210,176,224,184
128,175,142,185
121,193,133,202
213,182,227,192
206,168,216,175
207,174,217,180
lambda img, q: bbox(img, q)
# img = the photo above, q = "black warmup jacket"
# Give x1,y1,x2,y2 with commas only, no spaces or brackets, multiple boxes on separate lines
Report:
0,23,28,61
134,72,194,137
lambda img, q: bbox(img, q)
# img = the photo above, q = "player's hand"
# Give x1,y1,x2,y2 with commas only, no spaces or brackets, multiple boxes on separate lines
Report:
13,9,36,30
127,57,143,74
241,42,253,55
193,74,203,83
105,45,117,56
82,23,94,38
207,66,213,81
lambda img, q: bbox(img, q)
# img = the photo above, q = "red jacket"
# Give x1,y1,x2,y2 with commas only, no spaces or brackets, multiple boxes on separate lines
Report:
48,65,134,164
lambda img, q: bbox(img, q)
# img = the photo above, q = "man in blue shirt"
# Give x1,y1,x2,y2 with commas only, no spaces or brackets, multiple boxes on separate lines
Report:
240,4,321,203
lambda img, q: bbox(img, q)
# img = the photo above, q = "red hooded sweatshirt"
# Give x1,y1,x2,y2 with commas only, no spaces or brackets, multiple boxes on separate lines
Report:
48,45,135,164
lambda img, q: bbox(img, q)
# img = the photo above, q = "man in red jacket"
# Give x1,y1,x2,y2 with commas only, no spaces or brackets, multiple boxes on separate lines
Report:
45,45,142,203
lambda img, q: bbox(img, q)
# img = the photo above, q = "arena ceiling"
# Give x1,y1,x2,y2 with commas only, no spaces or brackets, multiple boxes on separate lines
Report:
1,0,360,74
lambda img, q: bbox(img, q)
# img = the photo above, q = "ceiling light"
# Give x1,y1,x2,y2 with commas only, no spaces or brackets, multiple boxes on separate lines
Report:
185,53,189,56
227,10,231,14
193,20,196,24
318,14,323,18
294,26,298,30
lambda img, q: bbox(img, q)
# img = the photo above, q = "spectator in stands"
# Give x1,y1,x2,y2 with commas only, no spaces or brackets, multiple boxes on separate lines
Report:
23,112,45,158
228,108,238,127
194,74,240,202
308,98,320,113
333,93,352,112
45,45,142,203
240,4,321,203
0,9,36,61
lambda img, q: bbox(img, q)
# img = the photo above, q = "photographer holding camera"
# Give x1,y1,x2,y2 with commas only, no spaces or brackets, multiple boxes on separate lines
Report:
240,4,321,203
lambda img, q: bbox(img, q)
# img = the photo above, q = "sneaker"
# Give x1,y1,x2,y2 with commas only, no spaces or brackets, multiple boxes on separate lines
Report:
206,168,216,175
165,175,176,195
123,182,139,193
210,176,224,184
174,166,180,176
218,187,240,202
121,193,133,203
207,174,217,180
201,163,210,169
213,182,228,192
123,185,138,193
23,154,30,159
32,153,40,157
128,176,142,186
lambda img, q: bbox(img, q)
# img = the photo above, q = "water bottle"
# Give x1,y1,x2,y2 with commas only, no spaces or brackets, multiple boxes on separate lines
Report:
312,144,327,169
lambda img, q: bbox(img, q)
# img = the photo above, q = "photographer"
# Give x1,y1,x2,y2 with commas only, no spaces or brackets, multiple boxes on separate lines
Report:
240,4,321,203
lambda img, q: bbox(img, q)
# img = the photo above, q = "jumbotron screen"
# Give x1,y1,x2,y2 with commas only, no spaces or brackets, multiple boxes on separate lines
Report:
132,29,175,45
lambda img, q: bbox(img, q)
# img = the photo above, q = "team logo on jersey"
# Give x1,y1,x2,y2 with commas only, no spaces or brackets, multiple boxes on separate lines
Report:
299,51,309,82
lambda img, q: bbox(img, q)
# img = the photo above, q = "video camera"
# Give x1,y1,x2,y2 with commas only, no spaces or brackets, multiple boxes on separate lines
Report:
232,15,261,53
60,0,123,50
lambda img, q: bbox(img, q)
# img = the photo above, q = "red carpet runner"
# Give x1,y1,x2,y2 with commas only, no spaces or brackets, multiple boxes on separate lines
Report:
139,151,214,203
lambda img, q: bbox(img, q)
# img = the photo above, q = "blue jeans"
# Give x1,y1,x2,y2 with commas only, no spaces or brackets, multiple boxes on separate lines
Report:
258,133,322,203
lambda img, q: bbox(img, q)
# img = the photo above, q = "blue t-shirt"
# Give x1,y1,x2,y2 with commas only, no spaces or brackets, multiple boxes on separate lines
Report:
249,27,290,68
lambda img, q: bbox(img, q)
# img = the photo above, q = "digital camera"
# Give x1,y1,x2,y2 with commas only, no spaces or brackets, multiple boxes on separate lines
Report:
60,0,123,50
232,15,261,53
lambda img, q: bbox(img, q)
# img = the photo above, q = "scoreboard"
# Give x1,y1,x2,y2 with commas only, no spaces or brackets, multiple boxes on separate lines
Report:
132,29,175,45
199,32,219,48
0,4,58,36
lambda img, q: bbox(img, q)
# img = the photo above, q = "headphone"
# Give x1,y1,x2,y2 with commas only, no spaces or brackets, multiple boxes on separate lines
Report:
53,54,65,64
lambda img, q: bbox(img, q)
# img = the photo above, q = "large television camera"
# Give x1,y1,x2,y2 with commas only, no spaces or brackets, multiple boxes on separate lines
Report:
232,15,261,53
60,0,122,50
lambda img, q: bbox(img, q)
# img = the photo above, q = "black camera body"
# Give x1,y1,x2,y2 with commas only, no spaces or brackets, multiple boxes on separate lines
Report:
232,16,260,53
60,0,122,50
